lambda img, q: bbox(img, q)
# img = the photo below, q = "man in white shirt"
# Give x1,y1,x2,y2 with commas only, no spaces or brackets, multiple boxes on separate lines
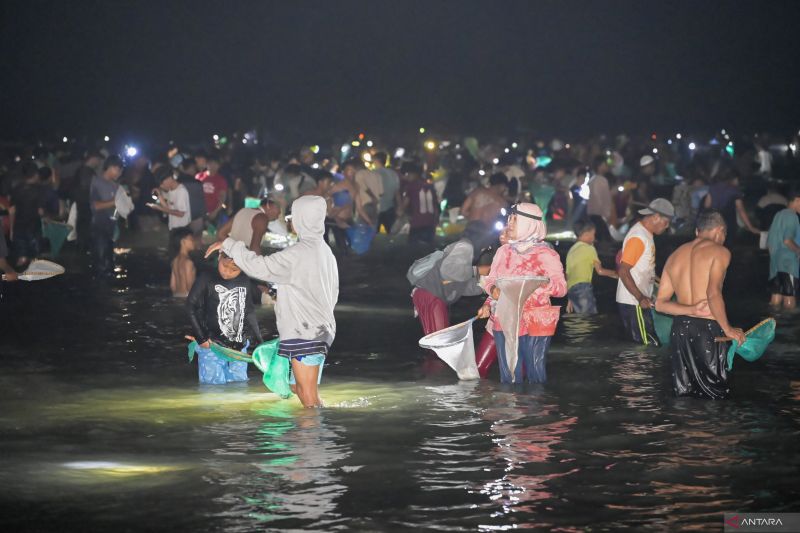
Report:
354,164,384,227
149,166,190,231
586,155,617,241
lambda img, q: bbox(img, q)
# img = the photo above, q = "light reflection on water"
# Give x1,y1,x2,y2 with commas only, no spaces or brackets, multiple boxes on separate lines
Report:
0,243,798,531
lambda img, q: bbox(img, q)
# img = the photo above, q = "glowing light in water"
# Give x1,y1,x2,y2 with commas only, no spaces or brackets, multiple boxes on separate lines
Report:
495,221,504,231
126,146,138,158
62,461,184,477
274,183,285,191
688,142,696,150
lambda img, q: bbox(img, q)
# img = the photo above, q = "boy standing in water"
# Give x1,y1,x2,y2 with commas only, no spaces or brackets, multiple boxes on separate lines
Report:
566,219,618,314
186,251,262,384
206,196,338,408
170,227,196,298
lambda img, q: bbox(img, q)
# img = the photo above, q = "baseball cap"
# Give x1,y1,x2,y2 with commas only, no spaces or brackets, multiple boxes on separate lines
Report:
638,198,675,218
639,155,655,167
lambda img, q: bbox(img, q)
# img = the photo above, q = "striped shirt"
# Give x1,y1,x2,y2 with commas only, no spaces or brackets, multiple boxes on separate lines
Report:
278,338,329,359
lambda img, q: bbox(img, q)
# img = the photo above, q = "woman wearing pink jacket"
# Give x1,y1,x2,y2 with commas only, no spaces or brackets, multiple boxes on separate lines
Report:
477,203,566,383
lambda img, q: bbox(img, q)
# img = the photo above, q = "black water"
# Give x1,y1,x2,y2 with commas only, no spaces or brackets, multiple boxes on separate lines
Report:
0,232,798,531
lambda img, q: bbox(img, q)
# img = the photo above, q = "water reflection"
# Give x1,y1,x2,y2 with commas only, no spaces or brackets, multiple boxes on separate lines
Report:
477,392,577,529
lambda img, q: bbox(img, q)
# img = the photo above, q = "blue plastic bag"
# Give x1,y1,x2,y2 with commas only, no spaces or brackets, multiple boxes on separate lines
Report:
346,224,376,255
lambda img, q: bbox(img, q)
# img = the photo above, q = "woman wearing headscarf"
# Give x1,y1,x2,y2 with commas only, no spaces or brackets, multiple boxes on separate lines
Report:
477,203,566,383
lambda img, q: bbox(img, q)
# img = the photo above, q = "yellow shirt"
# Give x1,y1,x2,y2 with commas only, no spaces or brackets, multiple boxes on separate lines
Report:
566,241,598,289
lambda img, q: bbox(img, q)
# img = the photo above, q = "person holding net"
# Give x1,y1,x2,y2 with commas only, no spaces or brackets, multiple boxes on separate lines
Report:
477,203,566,384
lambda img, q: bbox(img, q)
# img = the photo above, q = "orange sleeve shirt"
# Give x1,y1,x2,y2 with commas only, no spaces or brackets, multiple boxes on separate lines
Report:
619,237,645,267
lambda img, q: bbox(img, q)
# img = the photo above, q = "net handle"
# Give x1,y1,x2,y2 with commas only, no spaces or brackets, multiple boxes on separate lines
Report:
714,317,774,342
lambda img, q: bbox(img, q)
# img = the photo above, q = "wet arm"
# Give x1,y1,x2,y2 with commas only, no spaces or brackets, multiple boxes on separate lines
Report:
618,263,647,303
783,238,800,255
216,217,234,241
537,249,567,298
221,238,293,284
249,214,269,253
735,199,759,233
186,279,210,344
593,260,618,279
706,250,733,332
654,266,693,315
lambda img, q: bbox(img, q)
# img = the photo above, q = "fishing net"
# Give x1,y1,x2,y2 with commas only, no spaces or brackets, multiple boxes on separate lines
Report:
726,318,776,370
419,318,480,380
495,276,548,383
12,259,65,281
653,310,674,347
252,339,293,399
531,184,555,219
42,220,71,258
187,340,253,363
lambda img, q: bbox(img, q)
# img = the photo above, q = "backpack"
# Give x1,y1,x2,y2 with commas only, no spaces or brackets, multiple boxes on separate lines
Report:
406,249,444,285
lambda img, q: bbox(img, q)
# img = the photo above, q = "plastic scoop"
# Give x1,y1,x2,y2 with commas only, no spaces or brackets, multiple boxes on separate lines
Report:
419,318,480,380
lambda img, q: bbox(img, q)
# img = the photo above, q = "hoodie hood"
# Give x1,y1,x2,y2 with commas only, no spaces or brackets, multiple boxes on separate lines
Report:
291,195,326,240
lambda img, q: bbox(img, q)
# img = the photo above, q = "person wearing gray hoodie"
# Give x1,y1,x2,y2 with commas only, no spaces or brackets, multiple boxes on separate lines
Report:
205,195,339,407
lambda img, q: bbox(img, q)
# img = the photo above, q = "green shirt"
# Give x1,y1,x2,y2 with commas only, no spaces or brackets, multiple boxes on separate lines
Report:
768,208,800,279
566,241,599,289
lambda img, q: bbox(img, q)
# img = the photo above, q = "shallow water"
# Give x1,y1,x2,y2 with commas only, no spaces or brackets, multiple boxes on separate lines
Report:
0,234,798,531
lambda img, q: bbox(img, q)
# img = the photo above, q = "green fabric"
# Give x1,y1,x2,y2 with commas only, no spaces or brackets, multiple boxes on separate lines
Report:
530,184,555,219
767,209,800,279
252,339,293,399
42,220,70,258
566,241,598,289
187,340,253,363
653,311,673,347
726,319,776,370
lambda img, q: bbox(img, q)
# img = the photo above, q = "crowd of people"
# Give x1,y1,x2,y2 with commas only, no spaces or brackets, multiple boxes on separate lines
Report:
1,129,799,405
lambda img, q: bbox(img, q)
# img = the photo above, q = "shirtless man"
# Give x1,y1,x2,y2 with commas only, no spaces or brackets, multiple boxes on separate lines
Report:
461,173,509,227
655,209,745,399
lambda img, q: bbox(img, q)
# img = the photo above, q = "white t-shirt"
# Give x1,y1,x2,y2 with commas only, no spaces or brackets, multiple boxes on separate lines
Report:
167,184,191,229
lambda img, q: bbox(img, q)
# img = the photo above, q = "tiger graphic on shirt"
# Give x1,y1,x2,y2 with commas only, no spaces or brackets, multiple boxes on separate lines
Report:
215,285,246,343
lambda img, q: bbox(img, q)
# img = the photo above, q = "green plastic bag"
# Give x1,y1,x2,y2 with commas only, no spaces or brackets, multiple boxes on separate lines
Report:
726,318,776,370
252,339,293,399
187,340,253,363
653,311,673,347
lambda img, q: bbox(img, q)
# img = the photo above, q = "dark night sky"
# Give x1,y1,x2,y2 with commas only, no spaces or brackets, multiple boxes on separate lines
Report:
1,0,799,142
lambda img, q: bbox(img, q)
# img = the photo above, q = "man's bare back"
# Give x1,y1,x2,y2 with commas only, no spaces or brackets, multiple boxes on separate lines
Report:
462,187,507,225
656,214,745,344
662,239,728,317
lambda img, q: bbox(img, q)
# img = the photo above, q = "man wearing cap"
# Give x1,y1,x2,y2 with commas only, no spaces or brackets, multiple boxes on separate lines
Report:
634,155,655,205
616,198,674,346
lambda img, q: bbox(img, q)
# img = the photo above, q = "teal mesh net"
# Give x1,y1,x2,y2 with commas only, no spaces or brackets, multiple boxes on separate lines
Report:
726,318,776,370
653,311,673,347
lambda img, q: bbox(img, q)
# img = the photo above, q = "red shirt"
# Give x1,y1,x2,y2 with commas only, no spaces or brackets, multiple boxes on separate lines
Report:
403,179,438,229
196,171,228,213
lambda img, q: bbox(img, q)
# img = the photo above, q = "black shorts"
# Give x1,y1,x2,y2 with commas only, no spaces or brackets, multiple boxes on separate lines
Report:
769,272,798,297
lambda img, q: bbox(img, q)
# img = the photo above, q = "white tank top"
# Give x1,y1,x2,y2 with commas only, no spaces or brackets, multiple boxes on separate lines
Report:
616,221,656,305
229,208,260,245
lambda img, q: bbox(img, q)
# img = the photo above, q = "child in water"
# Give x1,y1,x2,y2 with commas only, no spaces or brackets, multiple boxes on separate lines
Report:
565,219,618,314
186,251,262,384
170,227,196,298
